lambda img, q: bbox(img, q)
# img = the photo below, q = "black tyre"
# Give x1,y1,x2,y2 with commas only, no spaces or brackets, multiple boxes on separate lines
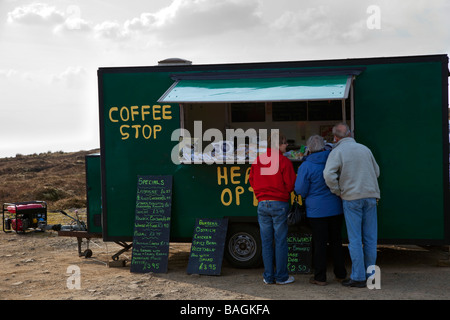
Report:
83,249,93,258
225,223,262,268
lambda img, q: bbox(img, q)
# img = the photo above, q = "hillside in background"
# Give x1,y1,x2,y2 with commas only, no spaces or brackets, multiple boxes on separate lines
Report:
0,149,100,211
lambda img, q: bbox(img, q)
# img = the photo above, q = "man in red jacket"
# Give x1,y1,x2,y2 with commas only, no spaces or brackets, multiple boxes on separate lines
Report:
249,131,296,285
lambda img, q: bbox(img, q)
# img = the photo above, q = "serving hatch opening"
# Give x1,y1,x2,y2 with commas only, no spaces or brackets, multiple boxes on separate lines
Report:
159,67,363,164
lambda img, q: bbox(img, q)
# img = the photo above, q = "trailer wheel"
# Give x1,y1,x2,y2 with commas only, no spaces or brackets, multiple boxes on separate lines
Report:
83,249,93,258
225,224,262,269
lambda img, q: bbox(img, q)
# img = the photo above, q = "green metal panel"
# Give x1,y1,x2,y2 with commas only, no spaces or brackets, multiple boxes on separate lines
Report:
171,164,255,239
353,61,445,241
159,76,351,103
100,71,179,240
85,153,102,234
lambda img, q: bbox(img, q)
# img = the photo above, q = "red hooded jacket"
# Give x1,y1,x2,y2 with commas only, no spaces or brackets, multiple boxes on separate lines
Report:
249,148,296,202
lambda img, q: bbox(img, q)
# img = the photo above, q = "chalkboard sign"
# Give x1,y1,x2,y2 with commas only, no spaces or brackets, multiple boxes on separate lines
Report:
187,218,228,276
287,233,312,274
130,175,172,273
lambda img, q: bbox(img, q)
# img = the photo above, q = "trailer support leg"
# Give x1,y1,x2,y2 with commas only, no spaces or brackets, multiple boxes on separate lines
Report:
76,237,93,258
112,241,132,261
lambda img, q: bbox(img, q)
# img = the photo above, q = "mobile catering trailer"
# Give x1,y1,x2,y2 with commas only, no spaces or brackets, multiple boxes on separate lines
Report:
97,54,449,268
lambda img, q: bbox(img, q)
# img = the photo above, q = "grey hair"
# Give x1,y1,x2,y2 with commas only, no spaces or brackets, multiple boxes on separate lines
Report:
332,122,351,139
306,135,325,153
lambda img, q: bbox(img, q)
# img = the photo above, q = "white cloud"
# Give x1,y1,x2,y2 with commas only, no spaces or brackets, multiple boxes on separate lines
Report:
7,3,92,35
7,3,65,25
94,0,262,41
51,66,87,88
269,5,373,45
53,17,92,34
271,6,329,31
341,19,367,43
147,0,262,37
0,69,41,82
0,69,18,78
265,0,450,56
93,21,131,40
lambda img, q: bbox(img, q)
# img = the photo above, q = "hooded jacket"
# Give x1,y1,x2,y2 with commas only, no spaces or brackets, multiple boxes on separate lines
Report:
294,150,343,218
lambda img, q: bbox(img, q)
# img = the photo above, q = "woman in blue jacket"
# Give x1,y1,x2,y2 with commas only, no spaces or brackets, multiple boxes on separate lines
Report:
295,135,347,286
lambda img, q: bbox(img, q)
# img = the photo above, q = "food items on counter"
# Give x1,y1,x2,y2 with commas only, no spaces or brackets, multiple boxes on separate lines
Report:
283,145,305,160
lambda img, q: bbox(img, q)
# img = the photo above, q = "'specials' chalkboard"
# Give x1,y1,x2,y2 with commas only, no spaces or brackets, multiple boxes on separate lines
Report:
130,175,172,273
187,218,228,276
287,233,312,274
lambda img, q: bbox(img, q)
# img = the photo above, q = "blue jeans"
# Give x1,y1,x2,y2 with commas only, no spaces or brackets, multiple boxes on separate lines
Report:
343,198,378,281
257,200,289,283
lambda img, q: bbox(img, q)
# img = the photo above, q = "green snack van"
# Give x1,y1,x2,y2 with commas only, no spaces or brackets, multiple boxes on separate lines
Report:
96,54,449,268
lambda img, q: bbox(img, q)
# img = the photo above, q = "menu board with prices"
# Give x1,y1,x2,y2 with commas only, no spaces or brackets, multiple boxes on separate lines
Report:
130,175,172,273
187,218,228,276
287,233,312,274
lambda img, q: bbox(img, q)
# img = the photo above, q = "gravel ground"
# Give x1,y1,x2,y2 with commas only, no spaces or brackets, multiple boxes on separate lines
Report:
1,230,450,304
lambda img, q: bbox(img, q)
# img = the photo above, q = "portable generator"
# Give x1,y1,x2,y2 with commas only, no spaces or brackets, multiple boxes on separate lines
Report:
2,201,47,234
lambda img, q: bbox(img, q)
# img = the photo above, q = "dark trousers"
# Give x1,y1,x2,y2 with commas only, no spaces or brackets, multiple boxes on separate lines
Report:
308,214,347,282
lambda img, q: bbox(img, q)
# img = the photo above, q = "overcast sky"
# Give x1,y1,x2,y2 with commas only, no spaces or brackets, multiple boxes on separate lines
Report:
0,0,449,158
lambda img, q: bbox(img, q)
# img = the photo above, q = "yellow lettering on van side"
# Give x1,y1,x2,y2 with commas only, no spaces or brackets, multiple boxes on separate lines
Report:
120,106,130,121
235,186,244,205
109,105,173,122
153,125,162,138
221,188,232,206
142,125,152,139
245,167,251,184
153,105,161,120
162,105,172,119
108,104,173,140
131,125,141,138
141,105,150,121
109,107,119,122
217,167,228,185
248,186,258,206
230,166,241,184
130,106,139,121
120,125,130,140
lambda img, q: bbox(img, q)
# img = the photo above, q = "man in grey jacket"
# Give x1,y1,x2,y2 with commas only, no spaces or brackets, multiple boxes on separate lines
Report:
323,123,380,288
